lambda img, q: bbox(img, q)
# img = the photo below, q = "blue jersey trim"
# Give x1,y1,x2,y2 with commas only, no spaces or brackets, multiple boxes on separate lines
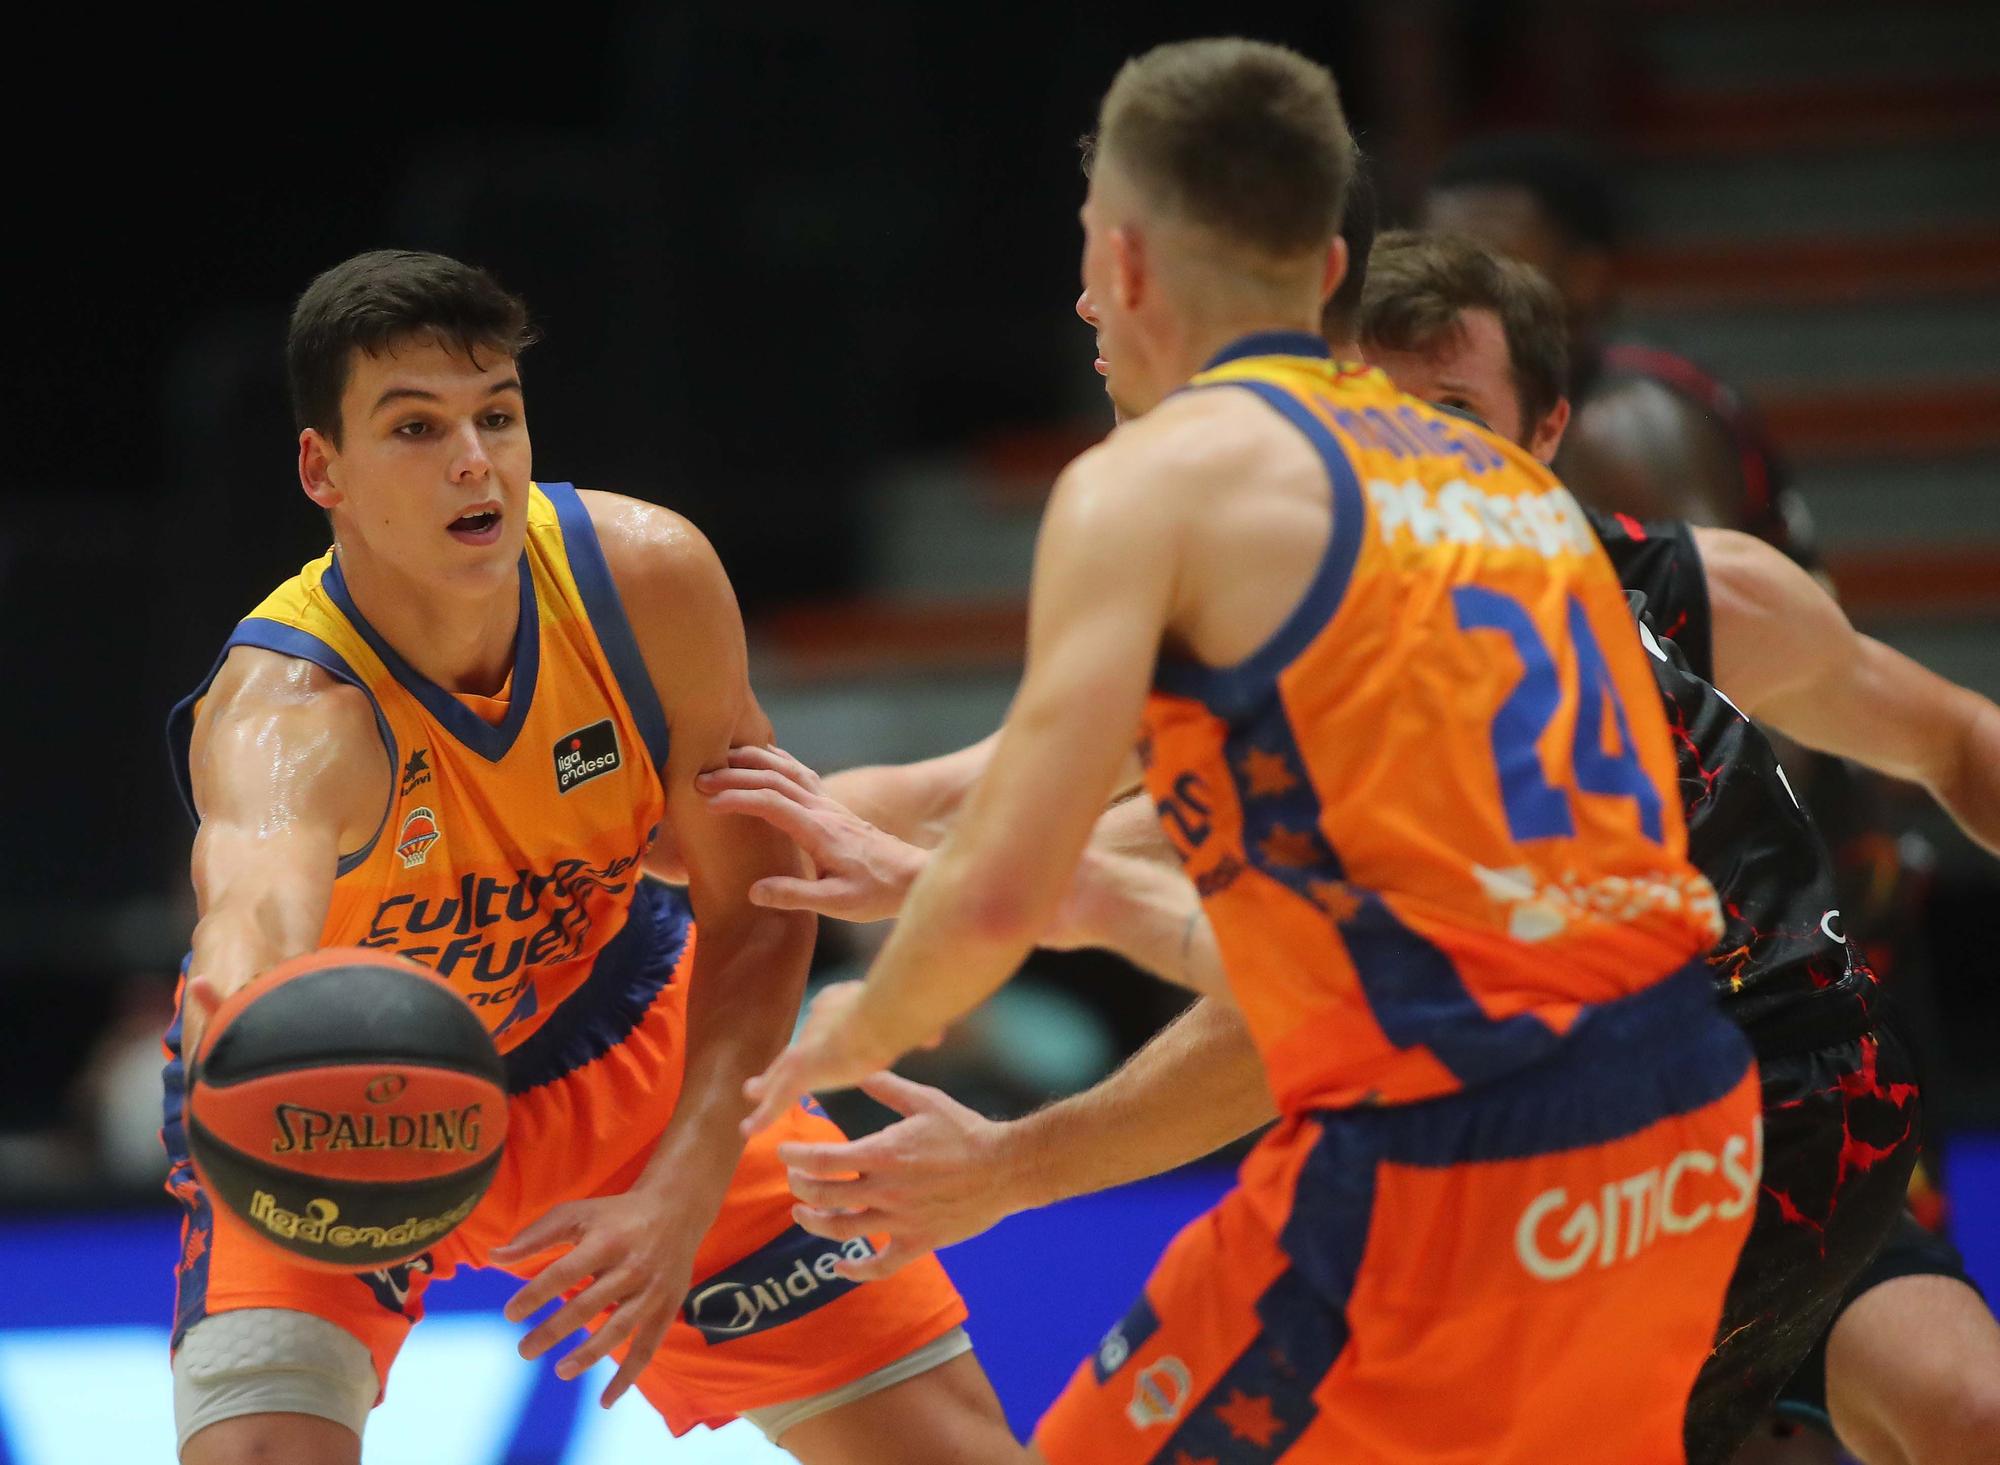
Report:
165,619,399,877
1201,329,1333,371
502,879,692,1094
322,551,541,764
1153,378,1367,721
540,482,672,777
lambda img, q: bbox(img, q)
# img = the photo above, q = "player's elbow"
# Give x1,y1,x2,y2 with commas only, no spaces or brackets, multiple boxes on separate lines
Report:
957,877,1046,949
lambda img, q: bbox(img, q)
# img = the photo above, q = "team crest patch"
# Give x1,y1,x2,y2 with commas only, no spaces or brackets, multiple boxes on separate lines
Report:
554,719,621,794
396,807,441,868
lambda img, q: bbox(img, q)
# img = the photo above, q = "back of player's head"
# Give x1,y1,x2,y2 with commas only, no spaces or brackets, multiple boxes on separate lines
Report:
1095,38,1354,262
1358,229,1570,429
1322,150,1378,346
1428,132,1622,253
288,249,538,444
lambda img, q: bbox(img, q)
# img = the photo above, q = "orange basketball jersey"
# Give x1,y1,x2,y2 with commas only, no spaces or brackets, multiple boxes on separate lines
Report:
1144,333,1723,1115
169,482,679,1067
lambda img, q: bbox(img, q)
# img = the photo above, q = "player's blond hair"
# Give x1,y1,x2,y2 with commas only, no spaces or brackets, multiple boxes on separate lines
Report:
1096,38,1354,261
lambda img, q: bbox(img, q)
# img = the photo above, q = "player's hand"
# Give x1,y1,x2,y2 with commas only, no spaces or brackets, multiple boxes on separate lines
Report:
696,746,928,923
779,1072,1018,1280
492,1189,701,1408
742,982,909,1136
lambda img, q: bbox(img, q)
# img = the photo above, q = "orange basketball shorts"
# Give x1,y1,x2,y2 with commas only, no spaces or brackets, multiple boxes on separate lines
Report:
161,893,967,1434
1037,967,1760,1465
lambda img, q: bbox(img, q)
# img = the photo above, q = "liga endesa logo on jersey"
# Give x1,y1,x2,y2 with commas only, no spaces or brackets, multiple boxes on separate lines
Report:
553,719,621,794
395,807,442,868
681,1226,876,1344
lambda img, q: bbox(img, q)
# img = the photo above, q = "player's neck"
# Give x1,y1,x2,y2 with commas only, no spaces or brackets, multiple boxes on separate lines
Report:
337,548,521,698
1137,311,1325,413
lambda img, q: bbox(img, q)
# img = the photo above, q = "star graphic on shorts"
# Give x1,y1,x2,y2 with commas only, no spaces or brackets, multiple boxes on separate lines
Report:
1259,825,1323,869
1237,746,1298,798
1214,1388,1283,1447
1308,879,1362,922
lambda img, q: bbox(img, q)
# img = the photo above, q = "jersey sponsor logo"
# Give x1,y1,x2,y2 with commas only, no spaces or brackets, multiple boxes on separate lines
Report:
359,845,645,986
399,747,432,796
396,807,442,869
1514,1116,1761,1282
1126,1356,1193,1429
1820,909,1844,944
554,719,621,794
681,1226,875,1344
1471,864,1723,944
269,1102,485,1156
1366,476,1598,559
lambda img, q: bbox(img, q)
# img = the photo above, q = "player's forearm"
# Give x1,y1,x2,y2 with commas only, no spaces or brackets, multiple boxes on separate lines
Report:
823,734,997,848
1931,694,2000,858
639,909,815,1200
1067,847,1227,996
1001,999,1273,1210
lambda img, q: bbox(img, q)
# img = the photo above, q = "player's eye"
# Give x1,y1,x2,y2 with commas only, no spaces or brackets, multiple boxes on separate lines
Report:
395,420,431,439
481,411,514,430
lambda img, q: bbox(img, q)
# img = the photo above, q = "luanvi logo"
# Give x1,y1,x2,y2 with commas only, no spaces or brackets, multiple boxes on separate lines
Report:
400,747,431,795
554,719,621,794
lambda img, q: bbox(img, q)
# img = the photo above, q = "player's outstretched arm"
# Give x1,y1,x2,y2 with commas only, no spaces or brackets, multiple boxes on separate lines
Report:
778,1000,1273,1281
744,440,1185,1130
1698,526,2000,856
494,493,816,1406
181,649,389,1057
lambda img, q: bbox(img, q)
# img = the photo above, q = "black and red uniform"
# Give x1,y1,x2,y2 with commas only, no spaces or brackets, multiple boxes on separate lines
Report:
1592,509,1943,1463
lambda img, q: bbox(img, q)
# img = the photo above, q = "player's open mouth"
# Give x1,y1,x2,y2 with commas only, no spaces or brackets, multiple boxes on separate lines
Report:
446,505,503,545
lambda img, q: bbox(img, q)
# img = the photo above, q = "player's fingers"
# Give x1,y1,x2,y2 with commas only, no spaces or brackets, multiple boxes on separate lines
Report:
742,1057,806,1136
792,1204,888,1242
776,1136,876,1177
559,1299,637,1383
728,743,825,793
502,1243,600,1324
599,1308,672,1408
785,1170,874,1209
518,1269,628,1361
702,789,831,852
856,1070,946,1116
834,1237,923,1282
494,1206,586,1276
695,766,816,807
746,875,853,913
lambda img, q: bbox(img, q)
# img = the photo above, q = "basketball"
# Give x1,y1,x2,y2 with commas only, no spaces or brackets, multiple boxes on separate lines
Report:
186,947,508,1272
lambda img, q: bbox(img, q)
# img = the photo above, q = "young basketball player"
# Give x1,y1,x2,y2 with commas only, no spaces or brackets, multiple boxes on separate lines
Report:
714,230,2000,1465
162,250,1023,1464
743,39,1763,1464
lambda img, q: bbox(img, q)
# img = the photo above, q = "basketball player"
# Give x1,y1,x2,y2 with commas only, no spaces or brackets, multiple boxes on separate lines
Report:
1421,131,1813,562
716,231,2000,1465
744,38,1764,1464
161,250,1023,1464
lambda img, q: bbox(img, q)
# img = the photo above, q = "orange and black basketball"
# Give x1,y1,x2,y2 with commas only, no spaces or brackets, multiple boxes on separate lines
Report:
187,947,508,1272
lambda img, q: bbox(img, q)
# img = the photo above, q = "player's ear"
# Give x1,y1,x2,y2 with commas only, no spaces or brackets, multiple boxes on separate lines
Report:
1528,396,1572,466
1110,226,1145,312
1319,236,1348,307
299,428,343,512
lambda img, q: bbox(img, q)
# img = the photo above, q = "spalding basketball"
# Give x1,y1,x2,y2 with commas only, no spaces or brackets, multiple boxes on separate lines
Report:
187,947,507,1272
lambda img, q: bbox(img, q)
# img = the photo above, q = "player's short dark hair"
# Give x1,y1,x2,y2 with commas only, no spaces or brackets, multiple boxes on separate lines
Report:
1429,131,1622,252
1322,150,1378,344
1096,38,1354,260
1358,230,1570,431
287,249,538,443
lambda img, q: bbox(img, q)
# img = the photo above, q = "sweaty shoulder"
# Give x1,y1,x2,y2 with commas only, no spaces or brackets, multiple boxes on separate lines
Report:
189,646,387,845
